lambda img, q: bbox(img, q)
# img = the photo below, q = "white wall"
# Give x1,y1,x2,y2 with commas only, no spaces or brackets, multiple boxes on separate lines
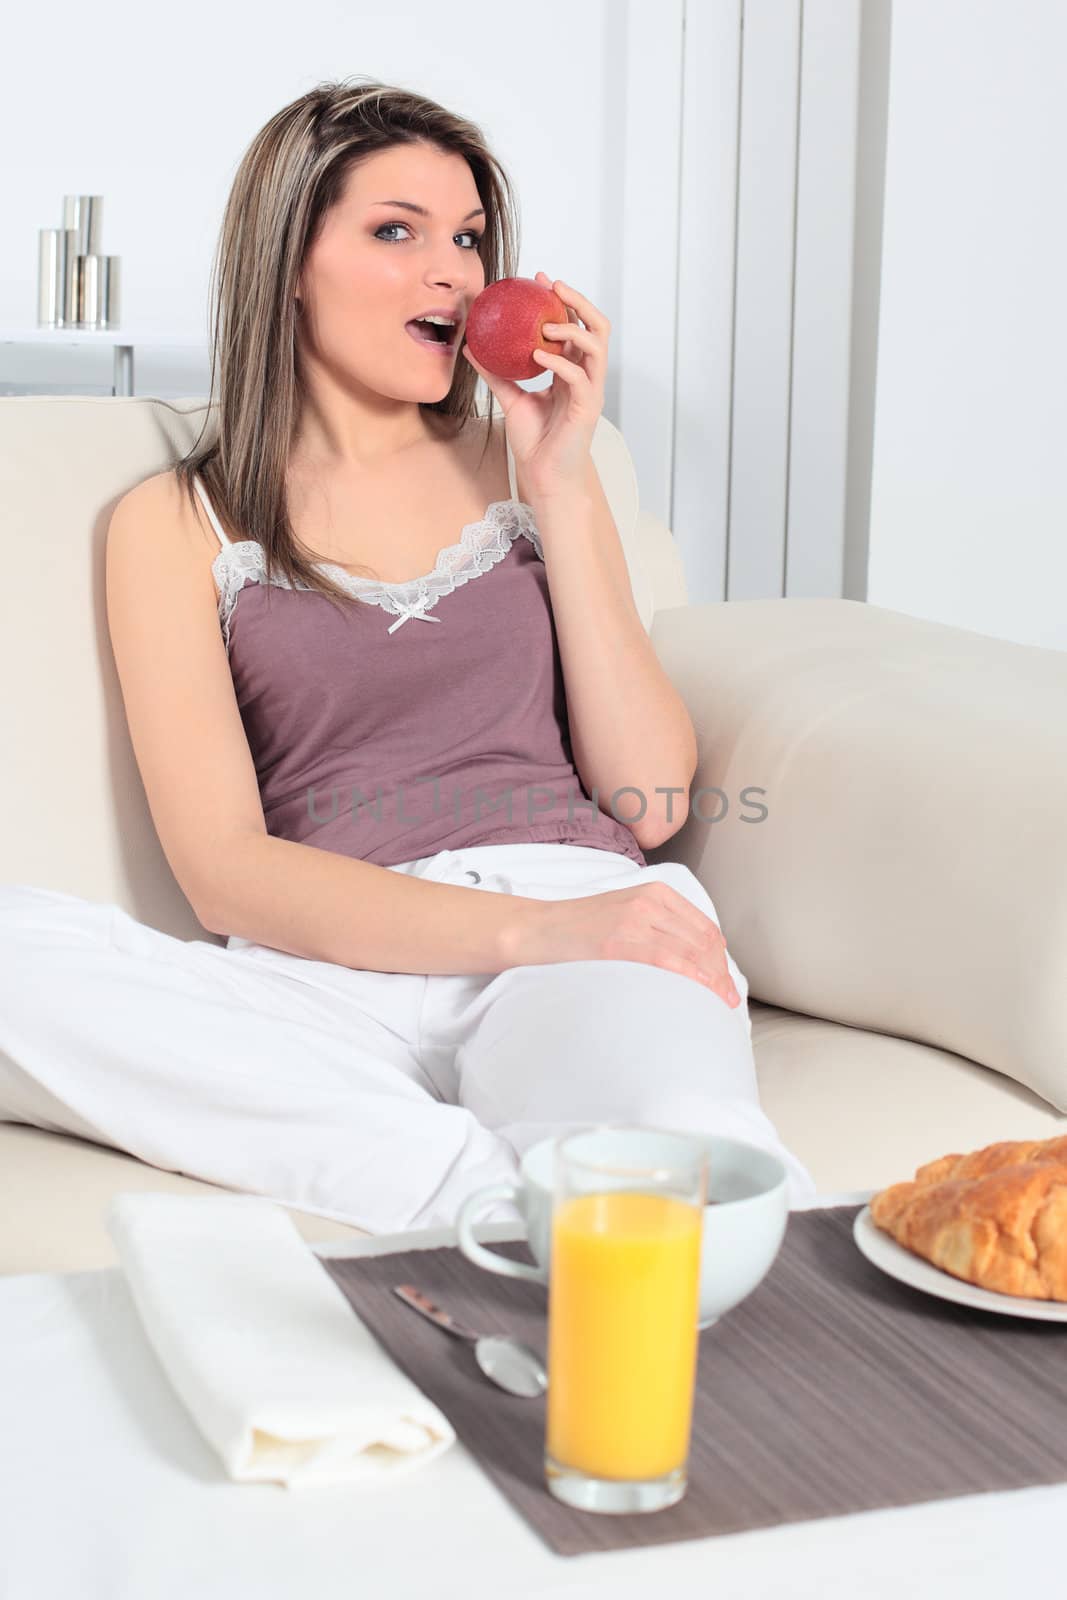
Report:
4,0,876,618
15,0,1062,653
0,0,617,403
5,0,883,620
868,0,1067,650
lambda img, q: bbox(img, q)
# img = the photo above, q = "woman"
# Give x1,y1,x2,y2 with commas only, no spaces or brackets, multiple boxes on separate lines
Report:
0,78,815,1229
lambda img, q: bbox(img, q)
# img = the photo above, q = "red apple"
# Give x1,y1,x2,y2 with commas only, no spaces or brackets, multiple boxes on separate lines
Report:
463,276,569,381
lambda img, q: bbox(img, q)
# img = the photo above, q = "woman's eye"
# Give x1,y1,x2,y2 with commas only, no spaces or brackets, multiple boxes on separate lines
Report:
374,222,483,249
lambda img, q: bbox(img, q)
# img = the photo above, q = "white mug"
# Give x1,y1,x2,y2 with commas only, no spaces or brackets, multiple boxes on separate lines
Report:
455,1127,790,1328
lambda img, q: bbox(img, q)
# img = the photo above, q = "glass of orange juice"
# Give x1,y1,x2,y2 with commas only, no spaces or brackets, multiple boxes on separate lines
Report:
544,1125,706,1515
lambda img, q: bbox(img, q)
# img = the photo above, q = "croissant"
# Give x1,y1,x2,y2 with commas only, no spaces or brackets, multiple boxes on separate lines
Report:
870,1136,1067,1301
912,1136,1067,1188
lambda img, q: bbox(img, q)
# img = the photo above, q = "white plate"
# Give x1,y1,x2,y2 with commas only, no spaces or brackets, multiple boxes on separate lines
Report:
852,1205,1067,1322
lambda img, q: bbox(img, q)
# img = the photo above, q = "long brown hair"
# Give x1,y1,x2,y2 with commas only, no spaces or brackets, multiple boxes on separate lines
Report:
175,76,519,614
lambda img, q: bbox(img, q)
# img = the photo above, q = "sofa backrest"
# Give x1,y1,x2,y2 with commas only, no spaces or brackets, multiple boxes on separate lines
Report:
0,395,685,940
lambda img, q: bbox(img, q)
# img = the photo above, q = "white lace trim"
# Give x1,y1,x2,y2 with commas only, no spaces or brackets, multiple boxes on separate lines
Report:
211,500,544,651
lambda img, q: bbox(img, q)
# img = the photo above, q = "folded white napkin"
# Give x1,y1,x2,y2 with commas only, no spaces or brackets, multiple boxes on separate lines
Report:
105,1191,456,1489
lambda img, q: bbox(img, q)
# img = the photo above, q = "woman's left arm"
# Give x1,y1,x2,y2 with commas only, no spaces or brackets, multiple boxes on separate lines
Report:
464,273,697,851
530,467,697,851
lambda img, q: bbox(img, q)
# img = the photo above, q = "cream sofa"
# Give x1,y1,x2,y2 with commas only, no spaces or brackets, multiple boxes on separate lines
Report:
2,394,1065,1277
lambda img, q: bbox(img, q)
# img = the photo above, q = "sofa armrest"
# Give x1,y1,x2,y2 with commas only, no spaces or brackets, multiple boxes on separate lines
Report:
646,597,1067,1112
637,508,689,618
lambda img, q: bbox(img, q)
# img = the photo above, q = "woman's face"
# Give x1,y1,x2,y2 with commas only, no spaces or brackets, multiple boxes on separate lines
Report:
295,141,486,406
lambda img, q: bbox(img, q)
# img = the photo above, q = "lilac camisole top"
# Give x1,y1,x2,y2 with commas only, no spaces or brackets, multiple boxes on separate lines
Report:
192,435,647,871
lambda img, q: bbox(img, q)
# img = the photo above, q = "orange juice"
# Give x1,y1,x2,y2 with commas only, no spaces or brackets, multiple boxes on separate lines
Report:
545,1190,702,1481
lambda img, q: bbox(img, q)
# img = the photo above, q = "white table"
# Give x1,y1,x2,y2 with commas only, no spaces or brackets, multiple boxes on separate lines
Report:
0,1190,1062,1600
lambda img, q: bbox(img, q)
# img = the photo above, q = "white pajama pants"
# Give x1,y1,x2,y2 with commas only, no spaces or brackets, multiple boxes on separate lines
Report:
0,841,816,1232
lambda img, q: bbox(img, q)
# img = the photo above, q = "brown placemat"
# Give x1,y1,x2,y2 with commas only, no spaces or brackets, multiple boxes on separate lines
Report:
319,1205,1067,1558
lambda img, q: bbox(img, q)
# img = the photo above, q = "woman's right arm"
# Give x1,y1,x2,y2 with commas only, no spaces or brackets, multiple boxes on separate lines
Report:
104,468,538,975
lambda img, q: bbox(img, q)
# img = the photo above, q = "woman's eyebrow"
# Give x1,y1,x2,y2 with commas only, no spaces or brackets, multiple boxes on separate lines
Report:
370,200,485,221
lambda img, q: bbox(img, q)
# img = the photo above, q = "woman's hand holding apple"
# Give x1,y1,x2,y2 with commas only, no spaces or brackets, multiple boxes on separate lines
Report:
462,271,609,503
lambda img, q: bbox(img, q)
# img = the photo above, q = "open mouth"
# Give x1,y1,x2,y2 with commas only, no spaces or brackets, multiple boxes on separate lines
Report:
404,318,457,353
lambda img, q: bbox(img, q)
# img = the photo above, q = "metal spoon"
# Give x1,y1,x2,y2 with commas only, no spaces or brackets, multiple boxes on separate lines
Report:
392,1283,547,1399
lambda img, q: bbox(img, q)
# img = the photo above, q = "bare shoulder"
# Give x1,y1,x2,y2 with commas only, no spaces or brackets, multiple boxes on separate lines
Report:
428,405,498,446
112,465,184,515
107,467,225,610
486,411,507,452
424,408,510,498
110,466,224,563
475,409,510,475
484,411,522,500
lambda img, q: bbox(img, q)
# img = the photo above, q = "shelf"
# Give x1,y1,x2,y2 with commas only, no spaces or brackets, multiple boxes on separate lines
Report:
0,328,208,348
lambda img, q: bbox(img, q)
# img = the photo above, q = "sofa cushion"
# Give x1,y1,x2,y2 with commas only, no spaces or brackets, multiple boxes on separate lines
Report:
751,1004,1066,1193
648,597,1067,1113
0,1122,369,1277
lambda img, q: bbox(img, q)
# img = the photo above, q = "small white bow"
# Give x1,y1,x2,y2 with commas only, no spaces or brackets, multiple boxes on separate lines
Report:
387,594,444,635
